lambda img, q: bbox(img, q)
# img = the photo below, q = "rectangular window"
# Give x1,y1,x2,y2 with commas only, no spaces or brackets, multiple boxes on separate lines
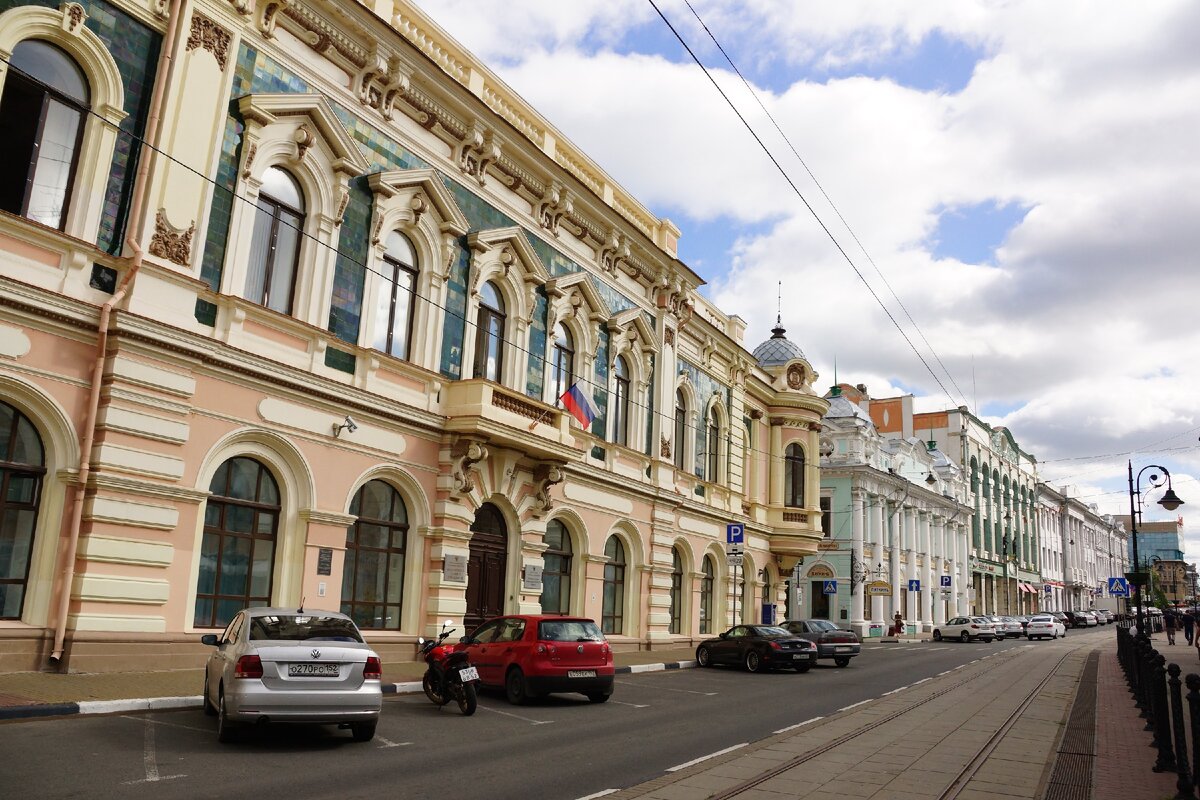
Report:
821,496,832,537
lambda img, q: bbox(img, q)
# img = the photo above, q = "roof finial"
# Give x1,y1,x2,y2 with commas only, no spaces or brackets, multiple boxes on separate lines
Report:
770,281,786,339
776,281,782,327
830,355,842,396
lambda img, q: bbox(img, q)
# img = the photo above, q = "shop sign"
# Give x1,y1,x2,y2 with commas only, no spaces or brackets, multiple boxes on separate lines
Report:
866,580,892,596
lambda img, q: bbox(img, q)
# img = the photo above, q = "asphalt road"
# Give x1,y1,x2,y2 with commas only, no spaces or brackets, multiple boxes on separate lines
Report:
0,629,1112,800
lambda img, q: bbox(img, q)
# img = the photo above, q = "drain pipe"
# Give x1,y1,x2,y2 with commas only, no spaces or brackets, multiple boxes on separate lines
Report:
50,0,183,666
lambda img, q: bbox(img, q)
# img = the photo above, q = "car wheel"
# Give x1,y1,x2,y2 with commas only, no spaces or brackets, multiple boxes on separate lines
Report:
933,630,943,642
456,682,478,716
834,657,851,668
696,646,712,668
216,688,237,744
960,631,970,643
505,667,530,705
351,722,376,742
794,664,811,673
745,650,762,673
587,692,611,703
202,673,217,717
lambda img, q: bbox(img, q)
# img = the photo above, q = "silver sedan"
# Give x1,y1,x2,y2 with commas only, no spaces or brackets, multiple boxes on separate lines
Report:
201,607,383,743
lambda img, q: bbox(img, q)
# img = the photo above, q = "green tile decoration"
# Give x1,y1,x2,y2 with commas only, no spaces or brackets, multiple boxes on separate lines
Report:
0,0,161,253
194,298,217,327
644,354,655,456
679,358,731,480
439,241,470,380
590,327,609,439
328,176,373,344
324,347,356,374
198,115,242,293
524,287,547,399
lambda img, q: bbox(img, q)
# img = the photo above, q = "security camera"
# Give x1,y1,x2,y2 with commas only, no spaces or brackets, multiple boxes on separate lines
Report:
344,415,358,433
333,415,358,438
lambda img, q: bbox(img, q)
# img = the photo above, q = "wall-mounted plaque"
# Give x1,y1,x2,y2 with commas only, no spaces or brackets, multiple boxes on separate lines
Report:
523,563,543,591
317,547,333,576
443,554,468,583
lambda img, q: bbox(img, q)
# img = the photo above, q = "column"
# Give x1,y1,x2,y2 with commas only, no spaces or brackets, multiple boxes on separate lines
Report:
851,488,865,634
920,510,933,629
933,515,946,625
889,503,902,620
872,494,886,631
905,506,918,627
958,523,970,616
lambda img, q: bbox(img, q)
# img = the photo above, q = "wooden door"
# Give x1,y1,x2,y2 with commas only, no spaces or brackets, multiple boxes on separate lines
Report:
465,504,508,631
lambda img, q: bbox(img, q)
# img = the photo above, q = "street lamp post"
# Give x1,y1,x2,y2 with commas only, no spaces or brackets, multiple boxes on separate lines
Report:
1128,460,1185,637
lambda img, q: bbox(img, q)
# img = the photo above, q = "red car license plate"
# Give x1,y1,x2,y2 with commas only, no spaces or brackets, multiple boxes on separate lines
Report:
288,663,338,677
568,670,596,678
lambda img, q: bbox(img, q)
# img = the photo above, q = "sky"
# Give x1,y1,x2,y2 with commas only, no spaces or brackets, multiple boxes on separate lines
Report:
409,0,1200,566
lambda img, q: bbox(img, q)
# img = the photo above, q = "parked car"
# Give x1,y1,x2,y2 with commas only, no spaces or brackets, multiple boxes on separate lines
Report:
696,624,818,672
1025,614,1066,640
1095,609,1113,624
778,619,861,667
201,607,382,743
994,616,1024,638
932,616,996,643
462,615,614,705
1049,610,1071,627
1082,611,1099,626
1014,615,1031,635
1063,610,1090,628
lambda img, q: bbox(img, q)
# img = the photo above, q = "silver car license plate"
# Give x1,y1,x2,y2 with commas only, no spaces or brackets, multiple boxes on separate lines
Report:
568,669,596,678
836,646,853,652
792,653,810,660
288,663,339,677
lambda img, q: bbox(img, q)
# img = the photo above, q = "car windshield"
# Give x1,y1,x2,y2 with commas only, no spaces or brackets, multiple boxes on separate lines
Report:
538,619,605,642
755,626,792,637
971,617,990,624
807,620,839,632
249,614,363,642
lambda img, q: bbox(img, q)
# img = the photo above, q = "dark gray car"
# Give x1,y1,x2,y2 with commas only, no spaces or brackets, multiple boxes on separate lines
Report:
779,619,861,667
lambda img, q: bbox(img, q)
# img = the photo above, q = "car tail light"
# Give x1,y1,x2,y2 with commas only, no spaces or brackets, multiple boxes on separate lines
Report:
537,643,559,657
970,624,979,629
364,656,382,680
769,641,782,650
234,654,263,679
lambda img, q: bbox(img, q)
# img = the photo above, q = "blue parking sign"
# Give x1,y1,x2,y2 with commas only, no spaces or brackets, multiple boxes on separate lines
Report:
908,579,921,592
726,523,744,544
940,575,952,588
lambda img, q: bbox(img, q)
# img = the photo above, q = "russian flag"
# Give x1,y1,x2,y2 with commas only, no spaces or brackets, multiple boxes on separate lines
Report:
559,381,600,429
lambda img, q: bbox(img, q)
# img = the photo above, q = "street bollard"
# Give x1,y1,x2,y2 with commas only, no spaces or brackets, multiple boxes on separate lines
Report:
1167,664,1194,798
1153,654,1177,771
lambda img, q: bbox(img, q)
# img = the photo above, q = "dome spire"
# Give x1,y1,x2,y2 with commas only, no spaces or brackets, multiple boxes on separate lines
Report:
771,280,786,339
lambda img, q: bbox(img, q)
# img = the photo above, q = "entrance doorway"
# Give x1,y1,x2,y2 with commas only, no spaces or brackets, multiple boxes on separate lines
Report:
810,582,830,619
465,503,507,630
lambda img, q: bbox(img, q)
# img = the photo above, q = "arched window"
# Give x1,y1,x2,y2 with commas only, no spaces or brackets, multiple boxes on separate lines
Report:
785,443,805,507
245,166,305,314
550,322,574,400
613,355,630,446
473,281,505,381
540,519,572,614
668,547,683,634
0,402,45,619
374,231,417,360
673,390,686,470
700,555,715,634
706,407,720,482
0,40,89,230
342,480,408,630
194,457,279,628
602,535,626,635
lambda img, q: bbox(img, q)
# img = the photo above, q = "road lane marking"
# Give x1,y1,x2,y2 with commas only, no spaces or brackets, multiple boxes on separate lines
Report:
882,686,909,696
838,699,873,712
912,677,932,686
119,714,210,734
615,679,716,696
575,790,619,799
476,705,553,725
121,716,185,785
938,670,952,676
608,699,650,708
667,742,747,772
774,716,823,734
375,736,410,749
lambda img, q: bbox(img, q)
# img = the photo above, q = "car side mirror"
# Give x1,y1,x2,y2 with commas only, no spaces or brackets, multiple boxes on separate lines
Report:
718,632,728,639
200,634,219,647
459,636,474,645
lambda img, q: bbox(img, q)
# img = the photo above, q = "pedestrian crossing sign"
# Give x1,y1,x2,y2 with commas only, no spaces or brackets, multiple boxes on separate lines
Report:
1108,577,1130,597
822,580,838,595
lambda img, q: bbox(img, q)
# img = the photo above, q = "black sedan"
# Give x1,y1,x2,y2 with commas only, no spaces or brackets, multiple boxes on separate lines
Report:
695,625,818,673
778,619,862,667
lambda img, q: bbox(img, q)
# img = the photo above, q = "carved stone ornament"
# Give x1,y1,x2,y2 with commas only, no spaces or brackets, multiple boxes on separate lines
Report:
451,440,489,496
294,123,315,163
599,228,629,273
260,0,291,37
148,209,195,267
456,121,500,187
62,2,86,33
787,364,804,389
660,435,672,459
537,180,573,237
663,327,675,347
241,143,257,179
531,464,565,515
819,436,835,457
229,0,253,17
186,13,231,71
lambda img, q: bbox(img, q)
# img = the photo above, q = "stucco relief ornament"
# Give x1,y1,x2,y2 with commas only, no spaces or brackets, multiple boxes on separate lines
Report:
531,464,564,515
62,2,86,33
451,440,489,496
241,143,257,179
186,13,231,71
260,0,291,38
661,435,672,459
148,209,195,267
787,364,805,389
819,436,835,457
294,124,315,163
334,189,349,227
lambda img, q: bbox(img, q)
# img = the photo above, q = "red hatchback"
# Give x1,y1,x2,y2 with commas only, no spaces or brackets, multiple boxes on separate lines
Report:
463,615,614,705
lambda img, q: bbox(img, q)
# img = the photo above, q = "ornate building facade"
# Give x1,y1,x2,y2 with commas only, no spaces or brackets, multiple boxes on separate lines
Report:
1037,485,1128,612
0,0,827,671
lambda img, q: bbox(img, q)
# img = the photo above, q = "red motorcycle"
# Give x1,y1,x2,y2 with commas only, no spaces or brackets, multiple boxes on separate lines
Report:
418,620,479,716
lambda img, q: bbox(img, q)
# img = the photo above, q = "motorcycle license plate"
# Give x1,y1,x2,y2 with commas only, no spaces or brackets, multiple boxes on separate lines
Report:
568,670,596,678
458,666,479,682
288,663,339,677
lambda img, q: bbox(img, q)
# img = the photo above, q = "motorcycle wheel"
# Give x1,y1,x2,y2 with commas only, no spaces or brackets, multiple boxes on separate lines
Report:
455,682,477,716
423,670,448,706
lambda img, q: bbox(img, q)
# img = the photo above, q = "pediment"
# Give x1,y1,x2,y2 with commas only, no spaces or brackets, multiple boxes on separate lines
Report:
607,307,658,353
367,168,469,236
466,227,550,285
237,93,370,175
545,272,611,322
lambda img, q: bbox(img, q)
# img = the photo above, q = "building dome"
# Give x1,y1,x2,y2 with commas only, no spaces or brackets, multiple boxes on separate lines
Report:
752,322,806,368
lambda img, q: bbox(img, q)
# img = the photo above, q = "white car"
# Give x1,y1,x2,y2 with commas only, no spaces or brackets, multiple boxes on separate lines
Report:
933,616,997,643
1025,614,1066,640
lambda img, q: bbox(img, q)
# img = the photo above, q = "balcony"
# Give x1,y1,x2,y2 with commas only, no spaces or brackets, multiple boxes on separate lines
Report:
443,379,585,462
766,505,824,571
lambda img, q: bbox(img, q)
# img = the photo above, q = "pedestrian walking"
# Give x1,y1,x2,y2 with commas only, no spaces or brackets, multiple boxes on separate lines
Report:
891,611,904,636
1165,608,1177,645
1184,608,1195,646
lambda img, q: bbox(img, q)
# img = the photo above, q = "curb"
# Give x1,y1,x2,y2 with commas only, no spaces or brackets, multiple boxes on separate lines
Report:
0,661,696,722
